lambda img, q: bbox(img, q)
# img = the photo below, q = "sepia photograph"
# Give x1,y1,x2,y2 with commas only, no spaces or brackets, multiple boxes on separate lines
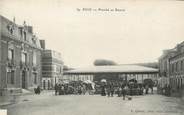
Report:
0,0,184,115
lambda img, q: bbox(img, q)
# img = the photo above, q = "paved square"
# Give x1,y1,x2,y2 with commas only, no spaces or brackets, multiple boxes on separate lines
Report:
1,92,184,115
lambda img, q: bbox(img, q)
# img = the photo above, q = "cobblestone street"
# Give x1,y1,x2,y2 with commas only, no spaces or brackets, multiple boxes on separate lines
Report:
1,91,184,115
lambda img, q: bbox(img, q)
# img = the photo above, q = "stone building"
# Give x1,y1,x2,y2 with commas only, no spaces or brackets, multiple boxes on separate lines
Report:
159,48,176,77
169,42,184,96
0,15,42,95
159,41,184,97
41,42,64,90
158,48,177,87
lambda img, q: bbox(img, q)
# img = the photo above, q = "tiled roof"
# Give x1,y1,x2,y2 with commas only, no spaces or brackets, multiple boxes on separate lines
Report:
64,65,158,74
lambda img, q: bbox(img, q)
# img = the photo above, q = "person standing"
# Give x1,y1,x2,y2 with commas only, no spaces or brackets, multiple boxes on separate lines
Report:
78,85,82,95
37,86,41,95
110,83,114,97
145,85,149,94
106,83,111,97
58,84,62,95
54,83,58,95
117,86,122,97
122,85,128,100
101,85,106,96
82,84,86,95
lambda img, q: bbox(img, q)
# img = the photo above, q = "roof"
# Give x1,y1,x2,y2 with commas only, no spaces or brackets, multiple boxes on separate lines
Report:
0,15,42,49
64,65,158,74
159,48,177,60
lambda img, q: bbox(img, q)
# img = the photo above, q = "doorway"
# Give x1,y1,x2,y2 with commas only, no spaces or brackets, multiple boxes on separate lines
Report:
22,71,26,89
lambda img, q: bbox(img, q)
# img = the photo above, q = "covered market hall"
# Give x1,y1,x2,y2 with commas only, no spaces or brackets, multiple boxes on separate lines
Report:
63,65,159,83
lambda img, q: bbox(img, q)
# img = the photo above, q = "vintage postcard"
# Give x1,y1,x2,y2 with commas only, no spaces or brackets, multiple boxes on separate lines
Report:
0,0,184,115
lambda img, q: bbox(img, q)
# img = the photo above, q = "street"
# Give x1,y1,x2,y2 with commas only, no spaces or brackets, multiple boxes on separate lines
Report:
1,92,184,115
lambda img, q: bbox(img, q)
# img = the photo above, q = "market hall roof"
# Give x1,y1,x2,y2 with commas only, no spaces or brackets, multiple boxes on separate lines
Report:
64,65,158,74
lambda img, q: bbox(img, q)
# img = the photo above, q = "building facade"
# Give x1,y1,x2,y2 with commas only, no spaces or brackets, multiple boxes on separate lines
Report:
159,41,184,97
169,42,184,96
159,49,176,77
0,15,42,96
41,49,64,90
158,48,176,87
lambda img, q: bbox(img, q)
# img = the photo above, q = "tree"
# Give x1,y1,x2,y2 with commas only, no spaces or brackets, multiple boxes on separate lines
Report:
93,59,117,66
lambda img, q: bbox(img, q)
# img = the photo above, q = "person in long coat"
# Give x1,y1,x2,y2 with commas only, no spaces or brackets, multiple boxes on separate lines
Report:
117,86,122,97
101,85,106,96
122,85,128,100
110,83,115,97
145,85,149,94
106,84,111,97
54,83,59,95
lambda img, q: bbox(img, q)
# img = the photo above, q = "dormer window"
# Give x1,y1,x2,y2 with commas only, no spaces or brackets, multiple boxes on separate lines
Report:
32,37,36,44
7,24,14,34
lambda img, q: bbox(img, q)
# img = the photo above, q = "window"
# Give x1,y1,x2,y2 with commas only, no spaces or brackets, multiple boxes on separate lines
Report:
174,63,175,72
20,28,23,37
33,52,37,65
175,62,177,72
21,53,27,63
23,31,26,41
177,62,179,72
33,73,37,84
181,61,183,71
7,71,14,84
11,71,15,84
8,49,14,61
172,64,174,73
52,65,57,72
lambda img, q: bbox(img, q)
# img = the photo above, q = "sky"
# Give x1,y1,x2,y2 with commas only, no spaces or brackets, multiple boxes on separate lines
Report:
0,0,184,68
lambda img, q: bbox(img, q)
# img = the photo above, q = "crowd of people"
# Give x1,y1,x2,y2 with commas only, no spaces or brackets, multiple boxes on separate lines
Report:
33,79,155,100
100,82,130,100
100,81,139,100
157,84,171,96
100,81,156,100
54,81,94,95
53,80,155,101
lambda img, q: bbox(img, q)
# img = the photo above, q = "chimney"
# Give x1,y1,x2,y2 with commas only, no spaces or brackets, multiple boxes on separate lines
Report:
40,40,45,49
